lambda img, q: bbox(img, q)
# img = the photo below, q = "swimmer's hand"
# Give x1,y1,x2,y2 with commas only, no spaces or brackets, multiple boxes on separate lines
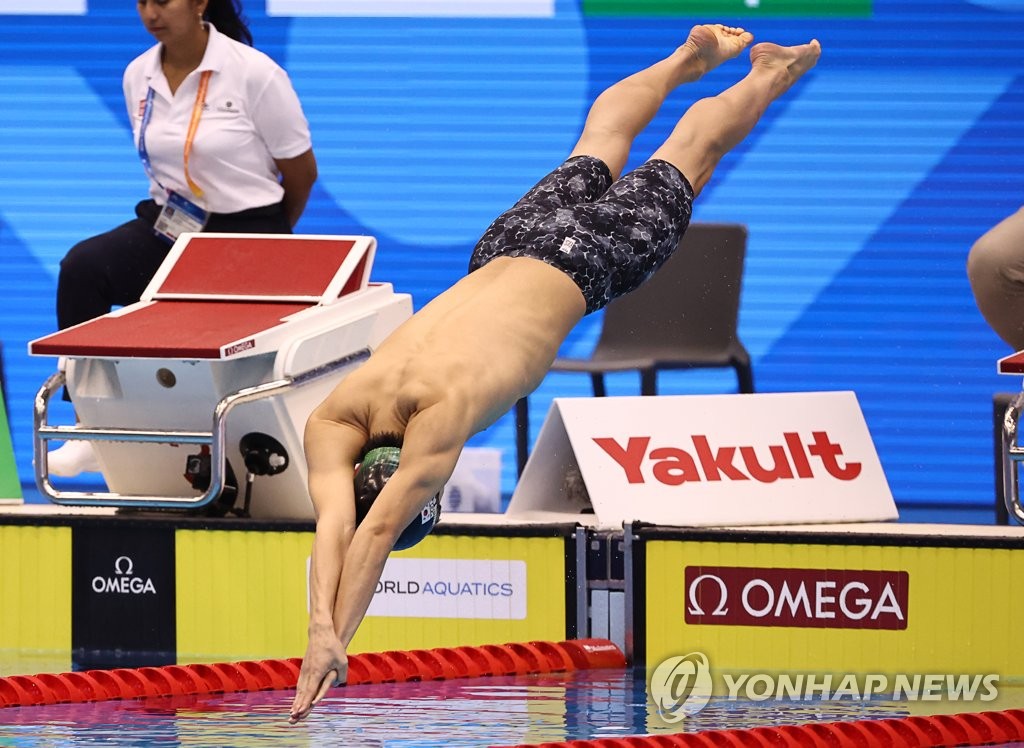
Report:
289,628,348,724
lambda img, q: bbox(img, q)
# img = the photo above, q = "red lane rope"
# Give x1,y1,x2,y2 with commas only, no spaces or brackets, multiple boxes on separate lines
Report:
0,638,625,708
505,708,1024,748
7,641,1022,748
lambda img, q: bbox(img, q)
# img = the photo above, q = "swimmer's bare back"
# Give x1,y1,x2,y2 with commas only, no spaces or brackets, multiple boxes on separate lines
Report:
315,256,587,439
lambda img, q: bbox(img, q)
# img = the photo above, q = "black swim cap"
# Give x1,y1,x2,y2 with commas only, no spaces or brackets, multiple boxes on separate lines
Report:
353,445,441,551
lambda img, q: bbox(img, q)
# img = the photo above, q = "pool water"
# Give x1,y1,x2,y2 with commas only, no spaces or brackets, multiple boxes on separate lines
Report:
3,668,1009,747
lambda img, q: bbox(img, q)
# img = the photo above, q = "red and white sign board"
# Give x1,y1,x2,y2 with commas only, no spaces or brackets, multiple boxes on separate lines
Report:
684,566,908,629
507,392,897,528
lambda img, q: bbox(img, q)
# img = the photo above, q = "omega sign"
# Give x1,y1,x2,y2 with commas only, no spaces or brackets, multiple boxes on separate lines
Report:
684,566,908,630
91,555,157,595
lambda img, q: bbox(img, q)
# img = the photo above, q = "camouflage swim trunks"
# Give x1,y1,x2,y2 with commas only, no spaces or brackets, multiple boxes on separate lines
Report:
469,155,694,313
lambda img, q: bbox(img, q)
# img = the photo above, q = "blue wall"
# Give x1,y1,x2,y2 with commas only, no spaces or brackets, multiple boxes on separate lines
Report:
2,0,1023,514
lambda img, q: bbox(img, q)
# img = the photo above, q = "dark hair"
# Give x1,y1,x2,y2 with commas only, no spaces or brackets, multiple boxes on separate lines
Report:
357,432,404,465
205,0,253,46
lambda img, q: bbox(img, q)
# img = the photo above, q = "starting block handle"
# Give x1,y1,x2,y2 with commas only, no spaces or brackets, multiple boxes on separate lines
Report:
33,348,371,509
1002,390,1024,525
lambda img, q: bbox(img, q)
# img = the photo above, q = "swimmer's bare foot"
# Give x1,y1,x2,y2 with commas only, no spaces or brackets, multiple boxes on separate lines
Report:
749,39,821,95
682,24,754,75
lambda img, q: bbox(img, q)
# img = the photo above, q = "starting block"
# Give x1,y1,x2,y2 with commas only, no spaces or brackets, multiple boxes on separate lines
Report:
998,351,1024,525
29,233,412,519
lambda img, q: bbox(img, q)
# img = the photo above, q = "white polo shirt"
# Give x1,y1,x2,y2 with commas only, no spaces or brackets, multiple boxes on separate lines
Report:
123,24,312,214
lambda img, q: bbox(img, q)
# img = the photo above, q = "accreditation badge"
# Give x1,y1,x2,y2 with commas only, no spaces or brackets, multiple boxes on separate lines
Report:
153,190,210,244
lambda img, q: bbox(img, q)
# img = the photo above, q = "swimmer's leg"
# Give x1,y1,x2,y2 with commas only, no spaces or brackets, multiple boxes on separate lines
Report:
967,206,1024,350
649,39,821,198
569,24,754,180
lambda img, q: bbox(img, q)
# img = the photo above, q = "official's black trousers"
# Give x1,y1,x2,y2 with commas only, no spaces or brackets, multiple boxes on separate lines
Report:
56,199,291,330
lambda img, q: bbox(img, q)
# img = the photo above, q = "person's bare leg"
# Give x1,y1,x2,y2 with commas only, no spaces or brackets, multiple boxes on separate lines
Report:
650,39,821,197
967,207,1024,350
569,24,754,179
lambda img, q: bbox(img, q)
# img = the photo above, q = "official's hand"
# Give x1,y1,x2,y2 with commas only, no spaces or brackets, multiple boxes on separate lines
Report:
289,626,348,724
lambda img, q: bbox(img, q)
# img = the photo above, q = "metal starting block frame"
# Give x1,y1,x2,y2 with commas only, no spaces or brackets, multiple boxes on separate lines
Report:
999,351,1024,525
29,233,412,518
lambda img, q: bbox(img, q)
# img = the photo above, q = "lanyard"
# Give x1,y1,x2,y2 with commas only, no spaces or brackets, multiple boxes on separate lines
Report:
138,69,212,199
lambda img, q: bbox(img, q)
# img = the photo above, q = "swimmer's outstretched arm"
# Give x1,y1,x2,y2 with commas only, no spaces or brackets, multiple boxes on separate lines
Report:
330,407,465,639
289,416,363,724
290,406,467,723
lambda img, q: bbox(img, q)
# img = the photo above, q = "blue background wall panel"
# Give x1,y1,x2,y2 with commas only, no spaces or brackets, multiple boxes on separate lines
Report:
2,0,1023,514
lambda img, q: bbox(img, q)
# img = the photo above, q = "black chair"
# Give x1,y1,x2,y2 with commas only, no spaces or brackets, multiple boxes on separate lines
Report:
514,222,754,475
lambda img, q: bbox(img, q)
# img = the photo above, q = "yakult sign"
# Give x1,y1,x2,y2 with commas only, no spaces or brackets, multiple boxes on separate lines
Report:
594,431,862,485
508,392,897,527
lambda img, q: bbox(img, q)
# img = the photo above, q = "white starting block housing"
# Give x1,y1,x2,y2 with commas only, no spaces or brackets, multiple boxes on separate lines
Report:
29,233,412,519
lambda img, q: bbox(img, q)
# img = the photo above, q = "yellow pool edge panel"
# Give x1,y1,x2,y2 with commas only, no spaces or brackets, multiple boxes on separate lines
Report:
641,535,1024,694
0,525,71,653
175,530,572,661
0,519,574,666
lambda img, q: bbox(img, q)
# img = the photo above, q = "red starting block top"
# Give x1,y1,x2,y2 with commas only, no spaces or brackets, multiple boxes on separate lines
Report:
1000,351,1024,375
30,301,310,359
29,233,378,360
